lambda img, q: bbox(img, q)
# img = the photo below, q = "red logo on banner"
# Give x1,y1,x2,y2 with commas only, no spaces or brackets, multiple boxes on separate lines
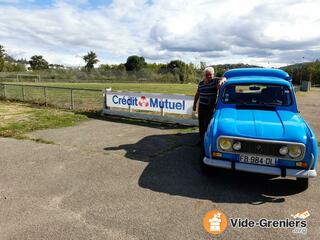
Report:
138,96,149,107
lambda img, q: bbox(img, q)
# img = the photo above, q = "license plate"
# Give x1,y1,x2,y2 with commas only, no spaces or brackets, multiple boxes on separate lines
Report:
239,155,276,166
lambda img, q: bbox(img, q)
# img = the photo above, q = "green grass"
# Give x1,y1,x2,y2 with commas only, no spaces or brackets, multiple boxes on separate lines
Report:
295,91,307,97
7,82,198,95
1,84,103,110
177,126,199,133
0,101,88,141
0,82,197,111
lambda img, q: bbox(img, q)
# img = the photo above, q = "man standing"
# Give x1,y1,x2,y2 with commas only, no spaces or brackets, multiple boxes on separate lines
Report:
193,67,224,144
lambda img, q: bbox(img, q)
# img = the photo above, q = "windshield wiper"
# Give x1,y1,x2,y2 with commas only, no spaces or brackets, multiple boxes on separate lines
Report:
236,104,276,110
236,101,279,108
236,101,251,105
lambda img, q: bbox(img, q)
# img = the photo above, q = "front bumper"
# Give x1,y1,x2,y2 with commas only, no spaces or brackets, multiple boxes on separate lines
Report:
203,157,317,178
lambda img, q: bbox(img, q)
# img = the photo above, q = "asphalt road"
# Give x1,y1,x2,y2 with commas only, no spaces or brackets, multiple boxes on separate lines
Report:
0,90,319,239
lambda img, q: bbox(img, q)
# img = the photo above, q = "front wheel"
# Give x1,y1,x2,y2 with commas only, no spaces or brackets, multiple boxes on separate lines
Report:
296,178,309,190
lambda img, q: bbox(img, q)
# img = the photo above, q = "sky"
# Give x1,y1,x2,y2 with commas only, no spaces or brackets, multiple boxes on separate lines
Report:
0,0,319,67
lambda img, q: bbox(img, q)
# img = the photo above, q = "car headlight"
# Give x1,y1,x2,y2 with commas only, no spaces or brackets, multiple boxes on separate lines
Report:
279,146,289,155
233,141,242,151
219,138,233,151
288,145,302,158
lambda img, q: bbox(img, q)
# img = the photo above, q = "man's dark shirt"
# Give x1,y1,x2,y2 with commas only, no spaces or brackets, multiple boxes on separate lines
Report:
198,78,219,107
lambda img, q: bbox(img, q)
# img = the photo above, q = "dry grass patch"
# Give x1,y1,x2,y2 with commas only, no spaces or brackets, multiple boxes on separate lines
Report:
0,101,88,142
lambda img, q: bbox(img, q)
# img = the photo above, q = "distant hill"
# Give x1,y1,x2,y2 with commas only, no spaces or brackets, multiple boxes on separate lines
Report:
280,61,320,85
211,62,319,85
210,63,262,77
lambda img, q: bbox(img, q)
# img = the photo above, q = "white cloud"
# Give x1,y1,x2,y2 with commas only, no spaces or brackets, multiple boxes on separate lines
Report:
0,0,20,3
0,0,319,67
0,0,34,3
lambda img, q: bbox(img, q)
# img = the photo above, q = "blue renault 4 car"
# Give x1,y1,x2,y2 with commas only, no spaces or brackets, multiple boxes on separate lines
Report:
201,68,318,189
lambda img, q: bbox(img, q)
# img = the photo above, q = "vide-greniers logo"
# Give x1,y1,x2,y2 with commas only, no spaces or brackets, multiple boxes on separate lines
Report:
203,210,310,235
203,210,228,235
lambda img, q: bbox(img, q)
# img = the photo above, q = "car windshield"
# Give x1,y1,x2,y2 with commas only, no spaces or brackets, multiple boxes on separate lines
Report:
222,84,292,106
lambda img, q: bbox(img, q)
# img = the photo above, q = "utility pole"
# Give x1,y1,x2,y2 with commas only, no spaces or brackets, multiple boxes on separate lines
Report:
300,57,305,86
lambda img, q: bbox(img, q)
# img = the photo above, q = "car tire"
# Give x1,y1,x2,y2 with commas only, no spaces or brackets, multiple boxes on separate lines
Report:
296,178,309,190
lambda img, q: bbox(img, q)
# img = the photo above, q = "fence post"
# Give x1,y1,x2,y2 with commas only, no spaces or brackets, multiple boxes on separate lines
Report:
3,84,6,98
160,107,164,116
104,88,112,109
70,89,74,110
43,87,47,106
21,85,25,101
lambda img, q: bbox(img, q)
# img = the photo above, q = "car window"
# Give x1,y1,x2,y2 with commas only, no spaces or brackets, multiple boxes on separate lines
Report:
222,84,292,106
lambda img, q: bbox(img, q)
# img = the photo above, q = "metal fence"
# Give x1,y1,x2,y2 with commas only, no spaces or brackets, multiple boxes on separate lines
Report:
0,83,198,126
0,69,201,84
0,83,103,111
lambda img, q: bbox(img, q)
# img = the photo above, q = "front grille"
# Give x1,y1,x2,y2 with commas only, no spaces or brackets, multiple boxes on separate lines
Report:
236,140,282,157
217,136,306,160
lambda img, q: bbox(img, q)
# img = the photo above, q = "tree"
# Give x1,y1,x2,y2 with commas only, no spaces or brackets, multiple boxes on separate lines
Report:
116,63,126,71
0,59,3,72
83,51,99,71
98,64,111,72
0,45,5,59
167,60,188,83
3,62,26,72
0,45,5,71
199,61,206,71
0,58,4,72
29,55,49,70
308,61,320,85
125,55,146,71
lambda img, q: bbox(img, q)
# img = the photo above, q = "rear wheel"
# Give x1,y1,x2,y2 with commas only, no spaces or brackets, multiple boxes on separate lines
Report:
296,178,309,190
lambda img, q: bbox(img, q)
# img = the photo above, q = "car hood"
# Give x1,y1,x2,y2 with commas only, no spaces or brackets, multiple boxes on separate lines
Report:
215,108,308,144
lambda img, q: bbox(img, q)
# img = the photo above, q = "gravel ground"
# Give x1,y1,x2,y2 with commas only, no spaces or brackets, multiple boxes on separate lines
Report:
0,89,319,240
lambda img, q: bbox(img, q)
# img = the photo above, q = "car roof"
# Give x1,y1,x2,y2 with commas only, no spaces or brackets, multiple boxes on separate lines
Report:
223,68,291,81
224,76,292,87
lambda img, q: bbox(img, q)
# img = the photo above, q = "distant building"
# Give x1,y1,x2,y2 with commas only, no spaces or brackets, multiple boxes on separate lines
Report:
49,64,66,70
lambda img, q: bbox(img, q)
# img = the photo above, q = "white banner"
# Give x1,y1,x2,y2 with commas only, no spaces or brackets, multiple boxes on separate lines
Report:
106,91,194,115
